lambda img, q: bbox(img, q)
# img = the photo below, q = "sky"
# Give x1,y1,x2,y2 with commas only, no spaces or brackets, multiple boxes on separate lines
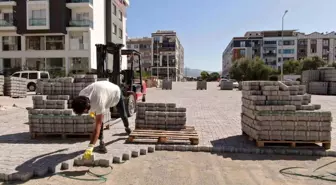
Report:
126,0,336,72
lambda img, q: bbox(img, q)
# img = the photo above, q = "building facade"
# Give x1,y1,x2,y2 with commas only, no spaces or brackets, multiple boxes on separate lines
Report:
151,30,184,81
222,30,336,77
0,0,130,77
126,37,152,72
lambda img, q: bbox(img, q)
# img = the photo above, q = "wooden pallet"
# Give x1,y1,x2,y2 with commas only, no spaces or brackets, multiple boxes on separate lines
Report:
127,126,199,145
242,131,331,149
31,132,92,139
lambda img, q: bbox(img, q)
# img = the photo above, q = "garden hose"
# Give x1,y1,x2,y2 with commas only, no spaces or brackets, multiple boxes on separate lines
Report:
56,165,113,182
279,160,336,182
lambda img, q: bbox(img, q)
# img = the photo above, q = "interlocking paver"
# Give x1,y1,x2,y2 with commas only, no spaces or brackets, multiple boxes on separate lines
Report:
0,82,335,181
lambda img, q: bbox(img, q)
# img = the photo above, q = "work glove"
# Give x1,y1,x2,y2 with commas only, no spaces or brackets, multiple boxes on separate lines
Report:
83,144,94,160
89,112,96,119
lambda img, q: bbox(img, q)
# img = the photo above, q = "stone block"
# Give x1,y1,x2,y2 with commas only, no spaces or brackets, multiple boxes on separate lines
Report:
140,148,147,155
122,152,131,161
113,156,122,164
131,150,140,157
148,146,155,153
61,162,69,170
98,159,110,167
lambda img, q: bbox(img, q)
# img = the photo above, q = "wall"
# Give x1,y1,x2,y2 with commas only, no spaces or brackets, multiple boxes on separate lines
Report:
90,0,106,70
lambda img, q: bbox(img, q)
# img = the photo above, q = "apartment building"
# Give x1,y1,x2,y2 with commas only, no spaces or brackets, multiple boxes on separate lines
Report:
0,0,130,76
297,32,336,63
222,30,299,77
126,37,152,72
151,30,184,81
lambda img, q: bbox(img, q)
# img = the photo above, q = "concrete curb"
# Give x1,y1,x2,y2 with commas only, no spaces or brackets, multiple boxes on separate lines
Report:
154,144,336,157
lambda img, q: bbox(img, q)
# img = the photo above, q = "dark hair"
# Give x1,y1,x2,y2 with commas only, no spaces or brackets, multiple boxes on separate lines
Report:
72,96,90,115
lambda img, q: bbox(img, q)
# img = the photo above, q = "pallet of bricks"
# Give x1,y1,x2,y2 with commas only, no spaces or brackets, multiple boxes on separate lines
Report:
4,76,27,98
302,67,336,95
29,75,111,139
241,81,332,149
0,75,4,96
128,102,199,145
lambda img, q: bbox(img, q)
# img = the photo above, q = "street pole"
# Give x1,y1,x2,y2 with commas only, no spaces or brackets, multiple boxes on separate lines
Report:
167,54,169,80
280,10,288,81
156,41,159,80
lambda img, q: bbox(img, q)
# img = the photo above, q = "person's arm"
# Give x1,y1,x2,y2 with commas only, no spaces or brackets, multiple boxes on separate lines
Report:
89,113,104,145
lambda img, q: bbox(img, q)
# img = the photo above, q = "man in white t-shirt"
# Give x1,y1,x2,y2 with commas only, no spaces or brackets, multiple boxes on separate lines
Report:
72,81,132,157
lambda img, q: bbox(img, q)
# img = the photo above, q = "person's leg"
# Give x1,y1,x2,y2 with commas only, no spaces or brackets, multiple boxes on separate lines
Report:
97,122,107,153
116,94,131,134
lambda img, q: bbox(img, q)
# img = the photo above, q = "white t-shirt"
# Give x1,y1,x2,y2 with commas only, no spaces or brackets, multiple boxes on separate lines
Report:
79,81,121,115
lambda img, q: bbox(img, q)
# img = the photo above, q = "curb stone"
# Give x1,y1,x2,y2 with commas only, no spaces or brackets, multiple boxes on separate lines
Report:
155,144,336,157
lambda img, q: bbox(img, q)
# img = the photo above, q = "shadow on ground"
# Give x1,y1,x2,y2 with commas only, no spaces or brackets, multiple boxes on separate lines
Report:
217,152,322,161
0,132,89,144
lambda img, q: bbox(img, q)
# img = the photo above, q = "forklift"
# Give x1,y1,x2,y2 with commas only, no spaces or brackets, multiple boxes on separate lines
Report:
95,42,146,119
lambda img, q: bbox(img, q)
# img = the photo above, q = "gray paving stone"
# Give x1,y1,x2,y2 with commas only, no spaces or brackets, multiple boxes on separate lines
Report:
140,148,147,155
113,156,122,164
34,168,48,177
122,152,131,161
98,159,110,167
61,162,69,170
148,146,155,153
131,150,140,158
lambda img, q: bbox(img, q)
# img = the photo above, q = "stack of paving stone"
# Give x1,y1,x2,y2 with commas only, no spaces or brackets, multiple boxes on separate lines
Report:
0,75,4,96
196,80,207,90
241,81,332,143
29,95,95,135
4,76,27,98
220,80,233,90
302,68,336,95
135,102,187,130
162,79,172,90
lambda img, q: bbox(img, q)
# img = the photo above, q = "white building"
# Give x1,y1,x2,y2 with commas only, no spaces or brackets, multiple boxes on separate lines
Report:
0,0,130,76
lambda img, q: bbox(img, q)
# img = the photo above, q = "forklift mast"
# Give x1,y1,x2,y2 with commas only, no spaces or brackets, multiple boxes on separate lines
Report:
95,42,124,86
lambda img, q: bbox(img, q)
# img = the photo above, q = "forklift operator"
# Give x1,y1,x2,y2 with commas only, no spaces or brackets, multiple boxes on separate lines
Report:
72,80,132,157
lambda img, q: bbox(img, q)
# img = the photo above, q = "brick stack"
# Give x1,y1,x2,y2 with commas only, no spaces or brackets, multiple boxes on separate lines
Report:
162,79,172,90
302,68,336,95
4,77,27,98
0,75,4,96
196,80,207,90
135,103,187,130
241,81,332,142
29,75,111,137
220,80,233,90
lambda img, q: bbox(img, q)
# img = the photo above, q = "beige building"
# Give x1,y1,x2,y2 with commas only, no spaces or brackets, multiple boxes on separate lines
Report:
297,32,336,64
126,37,152,72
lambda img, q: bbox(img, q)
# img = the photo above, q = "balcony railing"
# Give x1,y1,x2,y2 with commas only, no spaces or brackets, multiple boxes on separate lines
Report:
69,19,93,28
0,19,14,26
29,18,46,26
68,0,93,4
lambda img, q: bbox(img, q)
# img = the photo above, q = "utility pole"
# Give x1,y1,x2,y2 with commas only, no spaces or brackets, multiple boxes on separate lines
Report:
280,10,288,81
167,54,169,80
156,41,159,80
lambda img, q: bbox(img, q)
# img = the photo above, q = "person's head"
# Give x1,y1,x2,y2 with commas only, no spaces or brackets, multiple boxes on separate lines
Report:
72,96,90,115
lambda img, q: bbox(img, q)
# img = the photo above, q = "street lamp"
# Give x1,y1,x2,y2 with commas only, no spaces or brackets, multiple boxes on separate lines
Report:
280,10,288,81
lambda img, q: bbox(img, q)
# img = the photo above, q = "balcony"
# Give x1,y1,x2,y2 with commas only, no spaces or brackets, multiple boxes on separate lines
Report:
29,18,47,26
67,19,93,31
66,0,93,9
0,19,15,30
0,0,16,6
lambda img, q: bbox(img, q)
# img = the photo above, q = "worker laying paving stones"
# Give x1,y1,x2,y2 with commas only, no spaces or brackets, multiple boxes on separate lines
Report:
71,80,132,159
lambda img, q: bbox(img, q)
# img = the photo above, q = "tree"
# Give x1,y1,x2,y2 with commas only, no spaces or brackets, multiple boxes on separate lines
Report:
301,56,326,71
283,59,301,74
208,72,220,81
200,71,209,80
229,58,272,81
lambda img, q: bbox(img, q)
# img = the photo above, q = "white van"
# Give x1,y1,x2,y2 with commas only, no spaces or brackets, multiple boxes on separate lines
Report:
11,71,50,91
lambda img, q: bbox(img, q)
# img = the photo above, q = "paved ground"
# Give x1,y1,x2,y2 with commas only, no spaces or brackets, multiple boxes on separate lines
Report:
11,152,336,185
0,82,335,181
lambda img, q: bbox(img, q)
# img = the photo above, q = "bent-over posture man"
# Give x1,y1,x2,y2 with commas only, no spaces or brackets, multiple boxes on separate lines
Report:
72,81,132,158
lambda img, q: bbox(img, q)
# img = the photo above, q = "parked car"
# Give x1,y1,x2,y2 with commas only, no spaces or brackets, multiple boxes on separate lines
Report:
230,79,239,88
218,78,229,86
11,71,50,91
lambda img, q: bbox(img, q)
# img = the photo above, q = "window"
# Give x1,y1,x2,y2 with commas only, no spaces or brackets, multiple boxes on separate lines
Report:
75,12,89,20
70,31,89,50
264,41,277,45
40,73,49,79
30,9,46,26
323,40,329,46
239,49,245,56
118,10,123,21
113,4,116,15
26,36,45,50
279,40,295,46
311,39,317,44
154,36,160,42
118,28,122,39
240,41,245,47
69,58,89,75
21,73,28,79
278,49,295,54
46,36,64,50
2,36,21,51
12,73,20,77
28,73,38,79
323,49,329,55
112,24,117,34
311,48,316,53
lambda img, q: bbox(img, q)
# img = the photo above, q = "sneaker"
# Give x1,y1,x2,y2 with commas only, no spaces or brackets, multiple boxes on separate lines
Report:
97,141,108,153
125,128,132,135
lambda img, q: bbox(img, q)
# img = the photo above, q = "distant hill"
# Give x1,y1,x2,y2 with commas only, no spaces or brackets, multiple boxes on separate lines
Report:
184,68,221,77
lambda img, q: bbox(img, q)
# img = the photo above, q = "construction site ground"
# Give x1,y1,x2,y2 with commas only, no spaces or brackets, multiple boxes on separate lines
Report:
0,82,335,182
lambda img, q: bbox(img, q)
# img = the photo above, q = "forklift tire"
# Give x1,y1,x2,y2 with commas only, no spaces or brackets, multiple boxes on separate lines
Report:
125,95,136,117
